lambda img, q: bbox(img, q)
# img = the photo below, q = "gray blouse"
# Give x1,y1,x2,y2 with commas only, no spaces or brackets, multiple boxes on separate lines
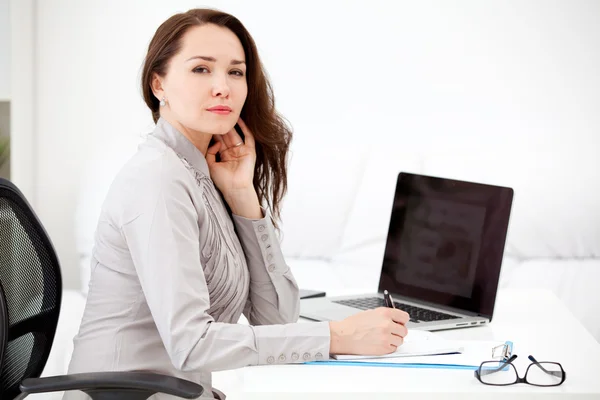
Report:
63,118,331,400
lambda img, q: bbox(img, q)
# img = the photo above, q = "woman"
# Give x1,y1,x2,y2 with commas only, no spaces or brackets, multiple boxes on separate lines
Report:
64,8,409,400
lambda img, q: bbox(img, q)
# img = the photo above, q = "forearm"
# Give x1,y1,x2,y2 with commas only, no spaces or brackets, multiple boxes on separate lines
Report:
172,320,331,372
224,188,263,220
232,207,300,325
244,273,299,325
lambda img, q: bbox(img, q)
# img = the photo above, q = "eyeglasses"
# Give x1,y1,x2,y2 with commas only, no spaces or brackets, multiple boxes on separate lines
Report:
474,354,567,387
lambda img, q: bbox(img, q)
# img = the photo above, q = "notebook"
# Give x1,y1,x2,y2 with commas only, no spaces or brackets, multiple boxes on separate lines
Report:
316,333,509,370
331,330,464,361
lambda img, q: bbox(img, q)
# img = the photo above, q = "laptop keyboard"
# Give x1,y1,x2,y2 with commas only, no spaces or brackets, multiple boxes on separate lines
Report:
332,297,461,323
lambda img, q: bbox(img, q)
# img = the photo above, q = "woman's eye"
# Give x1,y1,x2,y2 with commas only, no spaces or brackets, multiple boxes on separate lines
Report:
192,67,244,76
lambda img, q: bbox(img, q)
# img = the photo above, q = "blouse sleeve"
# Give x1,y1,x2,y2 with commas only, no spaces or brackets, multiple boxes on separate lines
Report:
232,208,300,326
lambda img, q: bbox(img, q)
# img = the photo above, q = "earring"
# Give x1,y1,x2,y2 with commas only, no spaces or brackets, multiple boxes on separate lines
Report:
159,97,166,107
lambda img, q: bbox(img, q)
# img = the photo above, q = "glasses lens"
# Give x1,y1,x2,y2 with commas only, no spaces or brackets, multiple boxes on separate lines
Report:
526,362,564,386
478,361,518,385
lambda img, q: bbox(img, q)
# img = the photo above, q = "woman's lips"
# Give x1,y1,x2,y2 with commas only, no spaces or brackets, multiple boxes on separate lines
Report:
208,109,231,115
207,106,232,115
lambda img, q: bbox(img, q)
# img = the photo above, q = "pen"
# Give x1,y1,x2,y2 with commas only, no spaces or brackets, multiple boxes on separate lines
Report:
383,290,396,309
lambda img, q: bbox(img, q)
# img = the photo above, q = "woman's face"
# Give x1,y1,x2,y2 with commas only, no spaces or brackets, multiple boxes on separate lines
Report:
153,23,248,136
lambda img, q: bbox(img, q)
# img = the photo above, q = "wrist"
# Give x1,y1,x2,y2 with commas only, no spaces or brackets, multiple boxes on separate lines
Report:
328,321,346,355
225,188,262,219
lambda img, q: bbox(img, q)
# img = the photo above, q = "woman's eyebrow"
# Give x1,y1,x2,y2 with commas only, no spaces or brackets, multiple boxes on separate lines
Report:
185,55,245,65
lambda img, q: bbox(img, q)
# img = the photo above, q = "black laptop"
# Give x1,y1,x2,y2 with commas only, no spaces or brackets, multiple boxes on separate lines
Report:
300,172,514,331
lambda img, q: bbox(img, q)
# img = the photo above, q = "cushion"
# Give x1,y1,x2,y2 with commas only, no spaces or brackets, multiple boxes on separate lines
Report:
278,120,370,259
337,147,422,253
421,149,600,259
502,257,600,342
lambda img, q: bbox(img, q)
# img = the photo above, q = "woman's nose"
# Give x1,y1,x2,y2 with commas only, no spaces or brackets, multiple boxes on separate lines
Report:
211,74,230,98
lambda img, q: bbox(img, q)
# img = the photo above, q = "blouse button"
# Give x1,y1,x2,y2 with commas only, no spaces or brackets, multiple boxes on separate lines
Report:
303,352,311,360
258,225,265,232
268,264,275,272
291,352,299,361
261,234,269,242
267,356,275,364
278,354,286,362
266,254,273,261
315,352,324,360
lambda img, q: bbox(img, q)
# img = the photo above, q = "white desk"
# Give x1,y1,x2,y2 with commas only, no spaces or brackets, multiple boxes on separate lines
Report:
213,288,600,399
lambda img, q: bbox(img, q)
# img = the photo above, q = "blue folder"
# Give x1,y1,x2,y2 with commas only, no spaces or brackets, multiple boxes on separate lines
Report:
304,341,514,371
305,360,478,370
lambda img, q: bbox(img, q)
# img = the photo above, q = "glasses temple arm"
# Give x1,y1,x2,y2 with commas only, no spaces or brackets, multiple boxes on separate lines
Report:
528,355,563,377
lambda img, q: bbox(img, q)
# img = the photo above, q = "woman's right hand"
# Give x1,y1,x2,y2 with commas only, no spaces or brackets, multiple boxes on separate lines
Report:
328,308,410,356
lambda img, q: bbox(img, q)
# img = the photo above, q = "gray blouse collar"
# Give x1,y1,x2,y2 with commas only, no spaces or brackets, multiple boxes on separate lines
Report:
152,117,211,176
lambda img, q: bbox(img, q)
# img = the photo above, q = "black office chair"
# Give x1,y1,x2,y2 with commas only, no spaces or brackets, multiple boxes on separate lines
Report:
0,178,204,399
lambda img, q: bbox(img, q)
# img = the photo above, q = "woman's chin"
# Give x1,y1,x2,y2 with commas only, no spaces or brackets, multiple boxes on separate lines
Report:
183,116,236,135
207,123,237,136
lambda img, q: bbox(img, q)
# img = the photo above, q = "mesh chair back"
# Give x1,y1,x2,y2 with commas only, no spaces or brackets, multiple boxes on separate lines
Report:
0,179,62,399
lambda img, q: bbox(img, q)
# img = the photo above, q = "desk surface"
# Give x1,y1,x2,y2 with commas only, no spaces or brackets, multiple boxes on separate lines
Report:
213,288,600,399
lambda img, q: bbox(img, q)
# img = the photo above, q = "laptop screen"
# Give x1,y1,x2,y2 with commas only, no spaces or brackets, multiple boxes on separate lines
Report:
378,172,513,318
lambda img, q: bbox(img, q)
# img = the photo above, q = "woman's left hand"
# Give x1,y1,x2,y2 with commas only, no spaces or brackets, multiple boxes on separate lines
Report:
206,118,262,218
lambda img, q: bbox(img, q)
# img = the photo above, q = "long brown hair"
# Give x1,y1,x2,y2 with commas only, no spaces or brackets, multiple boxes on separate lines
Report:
141,8,292,226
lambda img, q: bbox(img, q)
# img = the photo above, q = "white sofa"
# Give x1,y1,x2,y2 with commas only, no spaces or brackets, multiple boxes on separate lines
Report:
41,130,599,398
73,131,600,335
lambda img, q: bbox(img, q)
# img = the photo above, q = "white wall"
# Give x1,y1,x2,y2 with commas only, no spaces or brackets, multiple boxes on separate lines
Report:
0,0,9,99
11,0,600,289
9,0,35,202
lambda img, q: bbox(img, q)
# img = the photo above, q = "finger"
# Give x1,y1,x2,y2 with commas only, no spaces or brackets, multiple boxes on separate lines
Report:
237,117,255,148
213,134,228,151
390,334,405,349
377,307,410,325
206,141,222,165
390,309,410,325
389,321,408,338
223,125,244,148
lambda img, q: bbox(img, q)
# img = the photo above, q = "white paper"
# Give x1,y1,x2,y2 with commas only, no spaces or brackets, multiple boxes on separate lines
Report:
331,330,464,360
330,335,504,367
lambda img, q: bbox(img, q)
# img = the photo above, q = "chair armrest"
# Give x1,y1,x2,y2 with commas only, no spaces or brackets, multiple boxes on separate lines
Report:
20,371,204,399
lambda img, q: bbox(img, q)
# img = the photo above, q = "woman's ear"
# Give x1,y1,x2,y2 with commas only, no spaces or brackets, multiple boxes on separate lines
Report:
151,73,165,102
